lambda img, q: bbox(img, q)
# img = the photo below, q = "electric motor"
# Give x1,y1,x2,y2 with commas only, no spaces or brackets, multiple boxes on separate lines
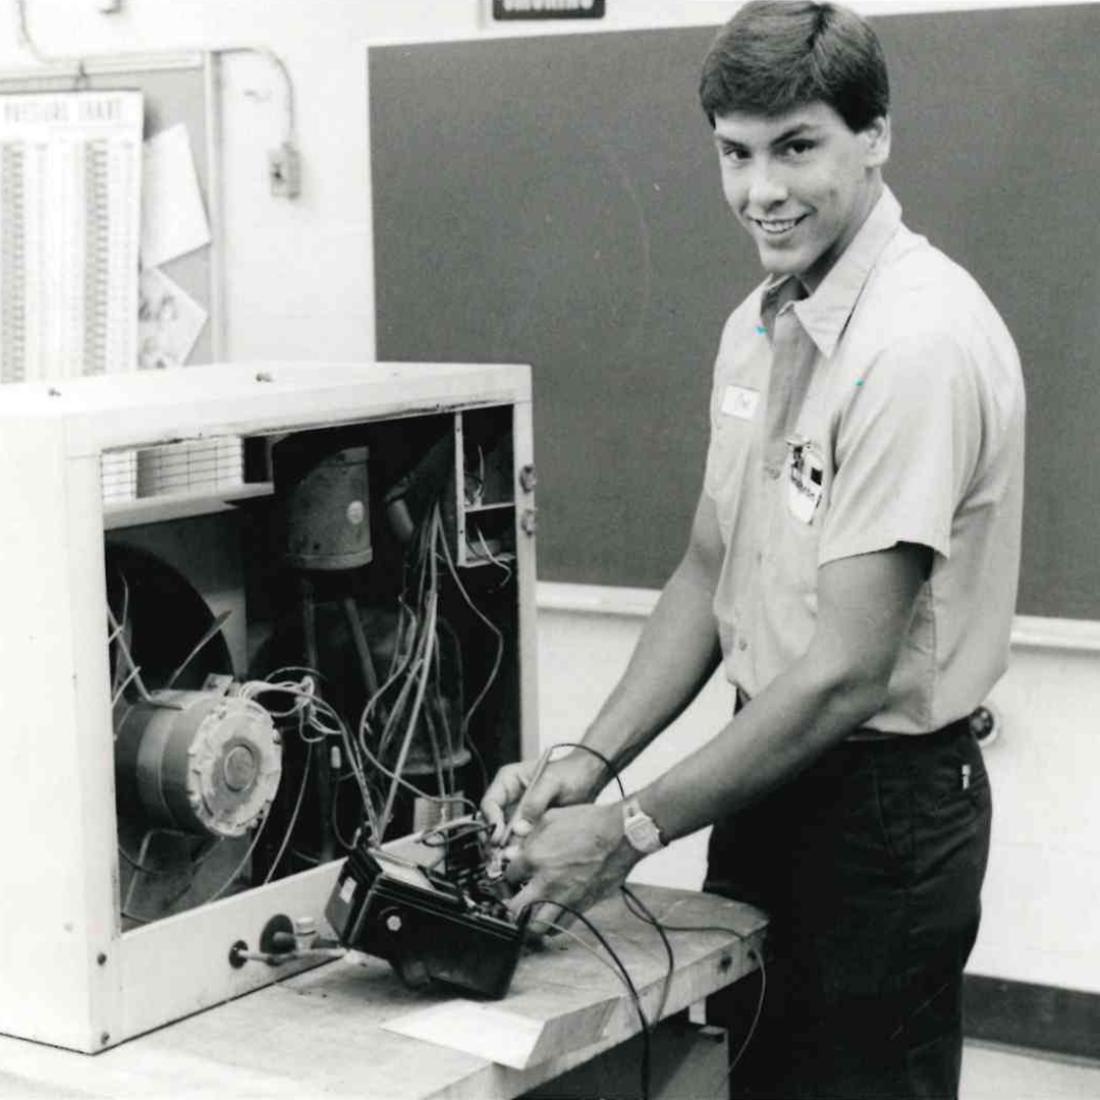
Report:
114,689,282,838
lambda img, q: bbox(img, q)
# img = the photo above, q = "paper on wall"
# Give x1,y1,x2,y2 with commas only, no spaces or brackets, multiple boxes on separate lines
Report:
140,123,211,268
137,266,207,369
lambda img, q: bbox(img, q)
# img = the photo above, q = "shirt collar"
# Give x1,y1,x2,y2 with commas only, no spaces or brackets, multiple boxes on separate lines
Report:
759,186,903,359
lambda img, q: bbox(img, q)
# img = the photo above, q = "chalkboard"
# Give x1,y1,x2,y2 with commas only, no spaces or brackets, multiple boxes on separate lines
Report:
2,60,216,364
370,4,1100,620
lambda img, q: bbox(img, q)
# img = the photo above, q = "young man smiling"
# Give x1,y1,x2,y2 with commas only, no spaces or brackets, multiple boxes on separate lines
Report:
482,3,1024,1096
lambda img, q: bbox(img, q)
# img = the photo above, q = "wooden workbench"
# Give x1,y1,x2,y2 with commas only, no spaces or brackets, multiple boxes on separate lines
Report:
0,885,766,1100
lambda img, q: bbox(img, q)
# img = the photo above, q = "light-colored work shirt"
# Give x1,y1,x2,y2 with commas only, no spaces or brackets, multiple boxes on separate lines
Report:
703,187,1025,733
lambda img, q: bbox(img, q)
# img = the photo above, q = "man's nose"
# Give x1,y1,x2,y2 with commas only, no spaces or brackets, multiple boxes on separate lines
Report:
746,162,788,209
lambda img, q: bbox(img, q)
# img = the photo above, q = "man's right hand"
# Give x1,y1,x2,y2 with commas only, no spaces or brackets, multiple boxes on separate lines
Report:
480,750,608,846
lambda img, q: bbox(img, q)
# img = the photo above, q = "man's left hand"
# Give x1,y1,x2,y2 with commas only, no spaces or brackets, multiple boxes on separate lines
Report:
502,802,643,933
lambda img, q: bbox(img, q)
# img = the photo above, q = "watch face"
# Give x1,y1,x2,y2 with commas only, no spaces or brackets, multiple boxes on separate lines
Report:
624,805,663,854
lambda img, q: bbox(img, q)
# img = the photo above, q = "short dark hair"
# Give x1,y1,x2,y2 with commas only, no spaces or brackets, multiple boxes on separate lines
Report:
699,1,889,132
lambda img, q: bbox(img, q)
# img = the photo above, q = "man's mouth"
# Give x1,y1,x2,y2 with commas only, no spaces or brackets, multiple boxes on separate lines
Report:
751,214,808,237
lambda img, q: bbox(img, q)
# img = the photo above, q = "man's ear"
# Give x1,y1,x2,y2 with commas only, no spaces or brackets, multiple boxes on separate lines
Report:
862,115,891,168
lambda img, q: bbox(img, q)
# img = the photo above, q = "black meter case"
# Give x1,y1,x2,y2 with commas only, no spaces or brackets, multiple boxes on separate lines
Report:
325,844,526,999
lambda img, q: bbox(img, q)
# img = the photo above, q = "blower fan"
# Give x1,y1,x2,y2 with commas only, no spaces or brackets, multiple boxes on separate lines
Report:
106,543,283,927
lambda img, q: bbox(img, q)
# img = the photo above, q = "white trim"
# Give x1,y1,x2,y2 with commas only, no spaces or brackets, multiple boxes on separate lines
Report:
0,51,205,82
537,582,1100,654
1009,615,1100,654
537,581,658,617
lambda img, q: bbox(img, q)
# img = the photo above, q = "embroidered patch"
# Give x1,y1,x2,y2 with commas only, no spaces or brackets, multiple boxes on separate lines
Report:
786,437,825,523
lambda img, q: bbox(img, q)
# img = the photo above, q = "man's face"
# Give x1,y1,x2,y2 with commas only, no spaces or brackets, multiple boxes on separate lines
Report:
713,101,890,285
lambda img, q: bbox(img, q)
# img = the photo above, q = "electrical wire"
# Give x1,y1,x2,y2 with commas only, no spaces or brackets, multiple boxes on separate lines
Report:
435,504,504,731
108,570,131,697
261,742,313,884
353,737,479,818
14,0,61,67
420,817,491,848
378,584,438,834
243,674,384,841
541,919,635,987
204,810,273,904
106,604,153,703
710,945,767,1097
164,610,232,690
546,741,627,799
117,843,166,878
469,528,513,585
515,741,764,1095
215,45,296,146
619,885,675,1026
615,908,768,1096
526,898,651,1100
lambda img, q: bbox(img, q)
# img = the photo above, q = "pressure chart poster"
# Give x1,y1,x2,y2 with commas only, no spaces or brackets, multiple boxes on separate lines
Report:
0,90,143,383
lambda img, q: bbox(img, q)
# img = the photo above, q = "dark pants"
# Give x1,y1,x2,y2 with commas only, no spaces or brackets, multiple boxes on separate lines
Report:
706,719,991,1100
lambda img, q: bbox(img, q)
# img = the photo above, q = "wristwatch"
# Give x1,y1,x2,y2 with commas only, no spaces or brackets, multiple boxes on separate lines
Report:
622,797,667,855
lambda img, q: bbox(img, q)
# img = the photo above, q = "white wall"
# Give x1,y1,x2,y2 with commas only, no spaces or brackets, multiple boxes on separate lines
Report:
0,0,1077,365
1,0,1095,992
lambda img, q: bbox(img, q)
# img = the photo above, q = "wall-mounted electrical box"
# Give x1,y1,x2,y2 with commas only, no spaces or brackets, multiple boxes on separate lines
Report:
0,361,537,1053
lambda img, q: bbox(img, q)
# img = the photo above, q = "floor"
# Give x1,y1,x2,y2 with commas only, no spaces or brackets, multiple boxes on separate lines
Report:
962,1041,1100,1100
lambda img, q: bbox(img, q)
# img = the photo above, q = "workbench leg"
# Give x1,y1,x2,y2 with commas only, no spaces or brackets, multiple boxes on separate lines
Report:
523,1013,730,1100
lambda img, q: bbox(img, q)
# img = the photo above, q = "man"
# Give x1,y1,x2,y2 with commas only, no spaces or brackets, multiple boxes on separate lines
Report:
481,3,1024,1097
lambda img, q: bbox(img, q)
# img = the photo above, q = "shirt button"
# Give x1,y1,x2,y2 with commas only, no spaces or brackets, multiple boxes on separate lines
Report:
738,639,748,651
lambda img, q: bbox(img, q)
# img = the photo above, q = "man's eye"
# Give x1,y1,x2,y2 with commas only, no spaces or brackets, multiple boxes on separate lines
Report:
720,145,750,162
783,141,815,157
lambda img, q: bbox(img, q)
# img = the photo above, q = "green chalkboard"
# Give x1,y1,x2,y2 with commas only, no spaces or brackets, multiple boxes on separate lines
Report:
370,4,1100,620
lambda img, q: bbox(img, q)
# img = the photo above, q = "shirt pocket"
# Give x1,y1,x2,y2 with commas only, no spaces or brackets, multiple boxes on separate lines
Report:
769,439,826,596
704,410,758,539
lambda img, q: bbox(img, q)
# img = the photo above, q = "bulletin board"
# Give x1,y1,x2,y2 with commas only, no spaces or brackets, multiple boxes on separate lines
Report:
1,58,216,365
369,4,1100,620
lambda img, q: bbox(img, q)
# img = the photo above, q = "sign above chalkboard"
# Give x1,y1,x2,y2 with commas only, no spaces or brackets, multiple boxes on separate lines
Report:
492,0,604,20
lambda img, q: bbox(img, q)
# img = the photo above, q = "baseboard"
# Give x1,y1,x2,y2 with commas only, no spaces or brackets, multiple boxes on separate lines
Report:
964,975,1100,1060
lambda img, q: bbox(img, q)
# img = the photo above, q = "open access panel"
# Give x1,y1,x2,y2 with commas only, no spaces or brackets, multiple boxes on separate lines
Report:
0,361,537,1051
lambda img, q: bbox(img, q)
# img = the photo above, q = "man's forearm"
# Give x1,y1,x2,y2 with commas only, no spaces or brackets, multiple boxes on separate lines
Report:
576,561,722,784
637,545,932,839
637,652,883,840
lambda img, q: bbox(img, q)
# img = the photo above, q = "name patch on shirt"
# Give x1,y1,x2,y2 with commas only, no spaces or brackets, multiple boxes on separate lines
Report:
721,384,760,420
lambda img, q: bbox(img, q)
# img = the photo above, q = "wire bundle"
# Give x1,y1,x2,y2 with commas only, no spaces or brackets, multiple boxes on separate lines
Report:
338,501,504,841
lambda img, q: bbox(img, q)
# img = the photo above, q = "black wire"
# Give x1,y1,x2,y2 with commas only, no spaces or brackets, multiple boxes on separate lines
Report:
727,947,767,1082
548,741,627,798
615,911,768,1092
619,885,676,1025
524,898,651,1100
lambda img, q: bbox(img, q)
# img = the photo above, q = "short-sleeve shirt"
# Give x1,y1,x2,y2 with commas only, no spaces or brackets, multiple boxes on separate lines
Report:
703,187,1025,734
